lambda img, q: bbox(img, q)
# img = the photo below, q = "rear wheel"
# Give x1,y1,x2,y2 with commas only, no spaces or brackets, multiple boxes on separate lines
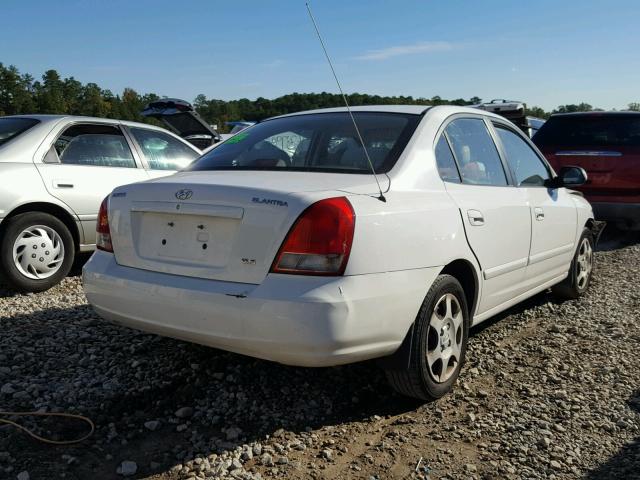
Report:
552,228,594,300
0,212,75,292
385,274,469,401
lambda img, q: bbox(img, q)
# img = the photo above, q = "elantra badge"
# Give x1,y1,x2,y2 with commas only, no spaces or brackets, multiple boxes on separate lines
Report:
252,197,288,207
175,189,193,200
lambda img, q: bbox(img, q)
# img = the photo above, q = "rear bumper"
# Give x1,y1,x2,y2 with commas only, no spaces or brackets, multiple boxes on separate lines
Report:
592,202,640,226
82,251,438,367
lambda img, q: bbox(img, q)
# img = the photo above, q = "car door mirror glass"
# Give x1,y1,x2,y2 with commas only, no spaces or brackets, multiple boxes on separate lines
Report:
560,166,587,187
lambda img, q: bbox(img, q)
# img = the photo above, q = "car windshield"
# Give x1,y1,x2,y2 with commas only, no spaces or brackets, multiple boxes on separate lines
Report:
188,112,420,174
533,114,640,148
0,117,40,146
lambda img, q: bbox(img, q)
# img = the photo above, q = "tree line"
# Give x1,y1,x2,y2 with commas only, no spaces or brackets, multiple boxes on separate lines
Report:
1,64,638,132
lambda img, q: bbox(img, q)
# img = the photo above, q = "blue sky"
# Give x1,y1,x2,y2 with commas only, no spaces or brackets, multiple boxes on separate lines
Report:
1,0,638,110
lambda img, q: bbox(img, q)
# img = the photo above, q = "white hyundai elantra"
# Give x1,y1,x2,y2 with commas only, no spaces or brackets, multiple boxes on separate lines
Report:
83,105,599,400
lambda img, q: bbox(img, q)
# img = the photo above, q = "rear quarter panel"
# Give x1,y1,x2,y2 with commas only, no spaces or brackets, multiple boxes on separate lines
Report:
346,190,475,275
0,162,78,225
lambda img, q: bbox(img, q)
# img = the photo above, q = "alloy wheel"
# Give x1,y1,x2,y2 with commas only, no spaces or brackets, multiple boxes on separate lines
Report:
576,237,593,290
427,293,464,383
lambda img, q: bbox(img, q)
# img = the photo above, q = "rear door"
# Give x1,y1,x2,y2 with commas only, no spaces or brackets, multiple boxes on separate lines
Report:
126,126,201,179
35,122,149,244
436,116,532,315
493,122,577,286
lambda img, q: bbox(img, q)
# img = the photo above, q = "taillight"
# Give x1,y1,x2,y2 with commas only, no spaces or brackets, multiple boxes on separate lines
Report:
270,197,355,276
96,196,113,253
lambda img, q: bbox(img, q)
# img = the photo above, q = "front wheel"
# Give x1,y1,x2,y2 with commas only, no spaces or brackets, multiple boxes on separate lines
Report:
385,274,469,401
552,228,594,300
0,212,75,292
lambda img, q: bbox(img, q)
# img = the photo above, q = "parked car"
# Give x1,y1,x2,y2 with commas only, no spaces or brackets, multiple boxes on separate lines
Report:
533,111,640,230
141,98,222,150
83,105,600,401
0,115,202,292
474,99,545,138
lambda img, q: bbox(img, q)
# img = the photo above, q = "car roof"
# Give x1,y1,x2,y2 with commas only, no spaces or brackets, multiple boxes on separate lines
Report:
271,105,431,118
2,114,169,131
269,104,508,120
550,111,640,118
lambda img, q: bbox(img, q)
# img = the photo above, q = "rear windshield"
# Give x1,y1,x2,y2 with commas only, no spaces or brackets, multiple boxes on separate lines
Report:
533,115,640,148
0,117,40,146
188,112,420,174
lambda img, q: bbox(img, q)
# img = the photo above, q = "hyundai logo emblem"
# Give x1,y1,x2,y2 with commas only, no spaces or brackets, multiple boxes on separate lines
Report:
175,189,193,200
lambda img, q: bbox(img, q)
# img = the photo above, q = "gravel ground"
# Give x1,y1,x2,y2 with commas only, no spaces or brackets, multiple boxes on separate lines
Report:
0,230,638,480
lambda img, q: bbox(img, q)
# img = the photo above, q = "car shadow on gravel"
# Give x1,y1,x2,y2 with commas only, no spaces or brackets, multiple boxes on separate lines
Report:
0,252,91,298
586,390,640,479
0,304,421,479
596,225,640,252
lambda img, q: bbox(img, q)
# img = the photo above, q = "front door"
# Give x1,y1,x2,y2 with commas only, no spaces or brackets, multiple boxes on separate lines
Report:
492,123,577,286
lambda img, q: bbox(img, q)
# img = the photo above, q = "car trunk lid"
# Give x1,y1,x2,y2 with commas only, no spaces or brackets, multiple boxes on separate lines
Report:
108,170,386,284
541,148,640,198
141,98,221,150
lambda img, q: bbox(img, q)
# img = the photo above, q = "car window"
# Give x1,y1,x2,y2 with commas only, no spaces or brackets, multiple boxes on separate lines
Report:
54,124,136,168
0,118,40,146
189,112,420,174
130,127,199,170
495,125,550,186
434,135,461,183
533,115,640,147
445,118,508,186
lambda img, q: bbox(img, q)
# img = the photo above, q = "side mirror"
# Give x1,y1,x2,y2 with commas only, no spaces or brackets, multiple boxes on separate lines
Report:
545,166,588,189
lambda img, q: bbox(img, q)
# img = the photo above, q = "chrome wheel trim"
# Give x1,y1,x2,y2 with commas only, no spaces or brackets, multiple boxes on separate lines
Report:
12,225,65,280
427,293,464,383
576,237,593,290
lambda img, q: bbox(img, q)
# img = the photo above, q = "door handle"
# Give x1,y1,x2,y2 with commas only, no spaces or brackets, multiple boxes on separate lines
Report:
53,181,74,189
467,209,485,226
534,207,545,221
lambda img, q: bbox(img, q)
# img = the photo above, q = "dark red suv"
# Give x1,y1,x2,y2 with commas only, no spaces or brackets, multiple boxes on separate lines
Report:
533,112,640,229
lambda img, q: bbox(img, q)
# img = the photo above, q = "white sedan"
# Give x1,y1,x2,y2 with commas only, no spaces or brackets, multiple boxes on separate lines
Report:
83,105,598,400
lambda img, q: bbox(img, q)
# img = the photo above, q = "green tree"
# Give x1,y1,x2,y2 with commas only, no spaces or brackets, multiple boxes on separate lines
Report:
525,105,549,119
35,69,67,113
553,103,594,114
0,64,35,115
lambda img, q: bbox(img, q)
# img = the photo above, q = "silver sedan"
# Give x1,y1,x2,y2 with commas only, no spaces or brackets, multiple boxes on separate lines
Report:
0,115,202,292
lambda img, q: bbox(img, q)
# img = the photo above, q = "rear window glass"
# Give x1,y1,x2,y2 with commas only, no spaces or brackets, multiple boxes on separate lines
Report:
188,112,420,174
0,117,40,146
533,115,640,147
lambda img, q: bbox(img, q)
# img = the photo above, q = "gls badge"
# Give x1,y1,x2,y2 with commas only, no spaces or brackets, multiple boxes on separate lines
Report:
175,189,193,200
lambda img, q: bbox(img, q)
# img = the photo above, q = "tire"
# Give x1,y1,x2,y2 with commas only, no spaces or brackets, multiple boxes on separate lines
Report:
552,227,594,300
385,274,469,401
0,212,75,293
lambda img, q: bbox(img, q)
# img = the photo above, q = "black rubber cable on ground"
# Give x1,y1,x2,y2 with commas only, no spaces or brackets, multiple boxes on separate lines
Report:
0,411,95,445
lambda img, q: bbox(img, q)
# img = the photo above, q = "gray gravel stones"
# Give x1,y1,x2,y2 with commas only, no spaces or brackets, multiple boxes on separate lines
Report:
116,461,137,476
0,236,639,479
144,420,160,431
174,407,193,419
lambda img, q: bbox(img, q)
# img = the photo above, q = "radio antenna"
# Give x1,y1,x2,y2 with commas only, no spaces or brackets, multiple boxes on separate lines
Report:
305,2,386,202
